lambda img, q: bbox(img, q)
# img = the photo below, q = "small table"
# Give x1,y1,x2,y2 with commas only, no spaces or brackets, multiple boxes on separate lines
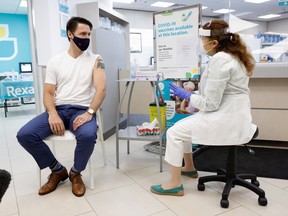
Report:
0,79,34,117
116,78,165,172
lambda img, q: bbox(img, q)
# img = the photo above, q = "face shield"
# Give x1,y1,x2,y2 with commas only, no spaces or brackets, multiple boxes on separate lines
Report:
199,28,211,38
198,26,230,56
199,27,230,40
199,28,212,55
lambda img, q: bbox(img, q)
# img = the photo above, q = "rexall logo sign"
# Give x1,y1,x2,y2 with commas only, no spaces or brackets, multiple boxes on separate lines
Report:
0,24,18,61
5,85,34,98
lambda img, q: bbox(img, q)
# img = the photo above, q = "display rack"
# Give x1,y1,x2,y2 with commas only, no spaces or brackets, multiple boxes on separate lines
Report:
116,79,165,172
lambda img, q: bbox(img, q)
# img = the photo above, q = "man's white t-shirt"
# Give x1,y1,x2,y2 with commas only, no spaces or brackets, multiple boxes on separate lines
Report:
45,51,98,107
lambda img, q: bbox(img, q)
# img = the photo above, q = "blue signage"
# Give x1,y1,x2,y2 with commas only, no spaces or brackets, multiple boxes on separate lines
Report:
0,79,34,102
278,0,288,6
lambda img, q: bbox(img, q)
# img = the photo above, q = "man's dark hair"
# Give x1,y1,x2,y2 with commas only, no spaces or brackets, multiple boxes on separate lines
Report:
66,16,93,41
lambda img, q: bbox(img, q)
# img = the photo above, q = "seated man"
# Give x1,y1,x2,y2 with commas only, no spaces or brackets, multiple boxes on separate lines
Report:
16,16,106,197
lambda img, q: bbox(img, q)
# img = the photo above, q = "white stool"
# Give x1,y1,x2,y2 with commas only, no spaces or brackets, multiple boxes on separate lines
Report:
39,109,107,190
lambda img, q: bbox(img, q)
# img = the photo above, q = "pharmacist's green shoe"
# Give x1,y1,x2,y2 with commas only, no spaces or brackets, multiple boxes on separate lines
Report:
181,170,199,178
150,184,184,196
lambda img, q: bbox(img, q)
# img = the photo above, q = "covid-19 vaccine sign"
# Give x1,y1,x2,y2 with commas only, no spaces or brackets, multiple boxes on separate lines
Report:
154,5,200,79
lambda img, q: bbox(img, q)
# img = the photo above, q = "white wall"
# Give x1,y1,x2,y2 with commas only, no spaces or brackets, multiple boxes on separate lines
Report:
115,9,154,67
33,0,72,65
268,19,288,34
238,20,267,35
33,0,113,66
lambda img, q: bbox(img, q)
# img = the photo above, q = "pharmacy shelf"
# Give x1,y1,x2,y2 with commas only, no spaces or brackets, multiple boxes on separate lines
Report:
116,79,164,172
118,126,161,141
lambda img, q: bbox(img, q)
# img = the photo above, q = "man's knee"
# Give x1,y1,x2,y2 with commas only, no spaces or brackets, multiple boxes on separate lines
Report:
16,126,34,147
78,132,97,144
16,127,27,143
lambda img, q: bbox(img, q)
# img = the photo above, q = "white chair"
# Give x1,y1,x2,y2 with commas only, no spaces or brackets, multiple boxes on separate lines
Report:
39,109,107,190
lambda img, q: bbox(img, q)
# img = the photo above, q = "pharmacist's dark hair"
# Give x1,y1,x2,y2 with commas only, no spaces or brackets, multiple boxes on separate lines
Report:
66,16,93,41
202,19,255,77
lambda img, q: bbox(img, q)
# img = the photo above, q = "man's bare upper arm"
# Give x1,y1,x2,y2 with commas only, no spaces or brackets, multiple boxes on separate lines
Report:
93,56,106,91
44,83,56,97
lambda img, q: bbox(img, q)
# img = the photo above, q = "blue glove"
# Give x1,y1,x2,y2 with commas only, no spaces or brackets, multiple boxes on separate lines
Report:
169,83,193,101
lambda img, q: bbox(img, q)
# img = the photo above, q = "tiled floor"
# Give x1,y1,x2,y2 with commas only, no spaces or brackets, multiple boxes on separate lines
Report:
1,104,288,216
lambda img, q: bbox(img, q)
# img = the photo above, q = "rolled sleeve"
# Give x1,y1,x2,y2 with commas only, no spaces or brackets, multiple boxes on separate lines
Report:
45,56,59,85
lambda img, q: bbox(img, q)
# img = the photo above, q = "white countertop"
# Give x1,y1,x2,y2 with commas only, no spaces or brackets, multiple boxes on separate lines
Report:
252,62,288,78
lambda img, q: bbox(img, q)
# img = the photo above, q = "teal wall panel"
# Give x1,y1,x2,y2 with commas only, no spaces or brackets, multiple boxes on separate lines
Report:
0,13,31,73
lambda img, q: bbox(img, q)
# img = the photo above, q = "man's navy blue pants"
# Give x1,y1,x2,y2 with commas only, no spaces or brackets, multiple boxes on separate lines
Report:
16,105,97,172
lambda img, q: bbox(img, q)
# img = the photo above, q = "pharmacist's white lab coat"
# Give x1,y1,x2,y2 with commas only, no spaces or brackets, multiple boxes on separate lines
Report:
165,52,256,166
191,51,256,145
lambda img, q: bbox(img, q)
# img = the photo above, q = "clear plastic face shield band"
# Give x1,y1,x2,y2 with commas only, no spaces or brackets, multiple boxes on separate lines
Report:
199,28,211,38
199,26,231,39
198,26,230,55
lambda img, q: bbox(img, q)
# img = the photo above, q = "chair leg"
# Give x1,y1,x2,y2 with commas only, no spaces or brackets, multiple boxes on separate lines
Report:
198,174,227,185
38,168,41,189
99,138,107,165
221,178,234,200
87,128,105,190
88,157,94,190
97,111,107,165
238,173,257,182
233,177,266,197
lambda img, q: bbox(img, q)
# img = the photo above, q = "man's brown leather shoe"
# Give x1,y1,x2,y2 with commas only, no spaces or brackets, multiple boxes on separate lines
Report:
69,172,86,197
39,167,68,195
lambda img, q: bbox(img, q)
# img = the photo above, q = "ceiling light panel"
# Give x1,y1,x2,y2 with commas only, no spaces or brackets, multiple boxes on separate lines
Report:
258,14,281,19
213,9,235,14
113,0,134,3
245,0,270,3
151,1,175,7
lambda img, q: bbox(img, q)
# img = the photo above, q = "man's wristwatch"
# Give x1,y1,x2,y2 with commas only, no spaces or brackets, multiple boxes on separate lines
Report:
87,108,95,115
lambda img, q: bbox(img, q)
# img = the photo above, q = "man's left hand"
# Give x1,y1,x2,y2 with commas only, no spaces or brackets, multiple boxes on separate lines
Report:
73,112,93,130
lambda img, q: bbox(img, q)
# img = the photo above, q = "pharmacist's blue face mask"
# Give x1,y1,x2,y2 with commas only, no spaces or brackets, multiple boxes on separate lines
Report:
72,34,90,51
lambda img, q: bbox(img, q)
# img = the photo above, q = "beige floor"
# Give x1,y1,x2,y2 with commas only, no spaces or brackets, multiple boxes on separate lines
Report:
1,104,288,216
